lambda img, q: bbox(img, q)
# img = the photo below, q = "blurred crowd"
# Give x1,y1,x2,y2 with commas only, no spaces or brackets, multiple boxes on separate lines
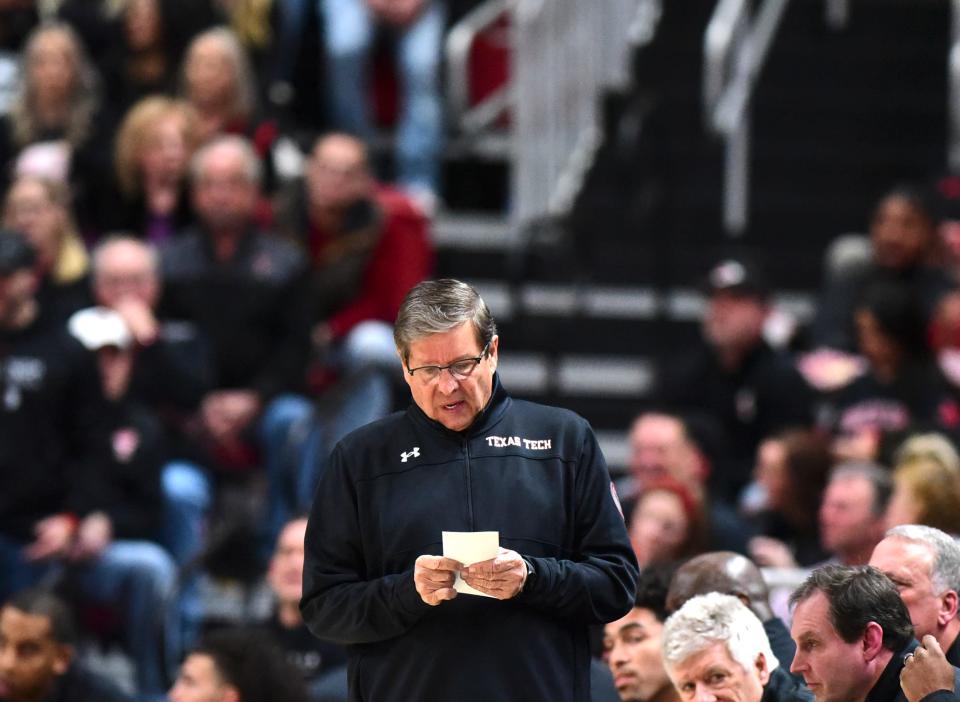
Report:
0,1,442,700
3,1,960,701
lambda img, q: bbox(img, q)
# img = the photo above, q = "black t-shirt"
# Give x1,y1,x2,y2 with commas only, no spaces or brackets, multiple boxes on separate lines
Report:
264,616,349,685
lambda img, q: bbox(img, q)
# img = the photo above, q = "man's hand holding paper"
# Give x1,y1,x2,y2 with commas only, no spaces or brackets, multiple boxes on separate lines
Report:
414,555,463,606
461,548,527,600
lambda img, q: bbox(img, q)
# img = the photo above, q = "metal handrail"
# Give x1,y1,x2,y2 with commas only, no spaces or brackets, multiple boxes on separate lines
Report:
704,0,750,131
950,0,960,172
445,0,512,135
703,0,790,235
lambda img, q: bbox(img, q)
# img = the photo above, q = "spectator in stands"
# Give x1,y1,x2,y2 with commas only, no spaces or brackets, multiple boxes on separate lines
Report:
263,132,433,544
0,589,131,702
169,628,310,702
665,551,799,675
0,3,37,55
604,566,680,702
886,454,960,535
0,230,175,701
656,257,815,502
869,526,960,665
85,234,214,656
827,280,960,462
817,462,893,566
263,516,347,700
0,22,111,235
814,184,955,353
662,593,804,702
97,0,196,116
754,462,892,569
2,176,90,325
160,135,307,483
628,478,705,568
279,132,433,364
87,235,212,567
748,430,832,568
319,0,445,211
789,564,931,702
108,96,198,241
179,27,278,197
892,432,960,476
626,412,752,553
627,413,706,495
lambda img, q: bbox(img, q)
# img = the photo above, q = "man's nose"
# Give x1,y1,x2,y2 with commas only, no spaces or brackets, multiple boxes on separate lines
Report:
609,641,628,666
437,369,459,394
694,682,718,702
789,651,804,675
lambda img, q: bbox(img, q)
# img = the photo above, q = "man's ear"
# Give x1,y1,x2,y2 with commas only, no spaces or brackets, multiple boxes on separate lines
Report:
754,652,771,687
861,621,885,661
51,643,74,676
939,590,959,626
221,684,241,702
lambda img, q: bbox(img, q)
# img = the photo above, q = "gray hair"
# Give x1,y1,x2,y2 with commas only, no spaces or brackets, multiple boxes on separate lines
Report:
181,27,257,122
90,234,159,279
885,525,960,594
394,279,497,363
190,134,263,187
829,461,893,517
662,592,778,678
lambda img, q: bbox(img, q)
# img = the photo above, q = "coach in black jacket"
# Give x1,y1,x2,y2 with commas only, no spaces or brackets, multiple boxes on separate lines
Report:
301,278,639,702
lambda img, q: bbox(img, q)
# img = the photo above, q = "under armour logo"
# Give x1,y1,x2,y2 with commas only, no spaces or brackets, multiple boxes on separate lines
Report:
401,447,420,463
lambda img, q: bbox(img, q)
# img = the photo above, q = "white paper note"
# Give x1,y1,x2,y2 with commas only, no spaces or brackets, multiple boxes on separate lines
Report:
442,530,500,597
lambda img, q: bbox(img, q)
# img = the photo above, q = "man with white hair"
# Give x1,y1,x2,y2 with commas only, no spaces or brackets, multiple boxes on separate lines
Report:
662,592,811,702
869,525,960,665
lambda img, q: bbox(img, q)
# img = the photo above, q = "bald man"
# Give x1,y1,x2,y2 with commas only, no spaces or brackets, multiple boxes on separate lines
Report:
666,551,797,679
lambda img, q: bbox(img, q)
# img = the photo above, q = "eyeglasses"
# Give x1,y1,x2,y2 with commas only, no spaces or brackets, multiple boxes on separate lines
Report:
407,341,491,382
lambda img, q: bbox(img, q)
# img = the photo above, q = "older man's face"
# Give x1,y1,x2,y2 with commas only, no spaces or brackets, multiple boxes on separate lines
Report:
669,641,767,702
401,322,497,432
869,537,946,641
819,476,884,556
790,591,875,702
604,607,671,702
93,240,160,310
192,143,257,233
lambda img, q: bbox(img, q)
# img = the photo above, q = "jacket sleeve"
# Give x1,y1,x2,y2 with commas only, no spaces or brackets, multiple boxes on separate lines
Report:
300,443,432,644
515,427,639,623
920,693,960,702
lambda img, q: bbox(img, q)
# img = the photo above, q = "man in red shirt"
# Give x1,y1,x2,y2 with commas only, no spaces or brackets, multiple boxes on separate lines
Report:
264,131,434,545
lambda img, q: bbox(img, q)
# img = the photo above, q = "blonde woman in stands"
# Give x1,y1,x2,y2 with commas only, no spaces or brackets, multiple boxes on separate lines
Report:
0,23,111,234
2,175,89,325
886,441,960,535
109,95,198,241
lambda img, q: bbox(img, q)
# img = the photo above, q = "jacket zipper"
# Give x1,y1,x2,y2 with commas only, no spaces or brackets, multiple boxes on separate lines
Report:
463,438,475,529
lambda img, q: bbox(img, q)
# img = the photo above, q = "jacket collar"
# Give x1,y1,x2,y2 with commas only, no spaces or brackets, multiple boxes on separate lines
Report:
408,373,511,440
866,640,917,702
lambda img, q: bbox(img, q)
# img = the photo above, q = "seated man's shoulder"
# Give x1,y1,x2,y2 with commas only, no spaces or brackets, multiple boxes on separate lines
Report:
57,661,133,702
250,230,307,279
160,229,206,274
376,186,427,223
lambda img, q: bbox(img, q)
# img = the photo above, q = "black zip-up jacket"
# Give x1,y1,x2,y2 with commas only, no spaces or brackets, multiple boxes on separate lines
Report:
0,318,105,539
301,377,639,702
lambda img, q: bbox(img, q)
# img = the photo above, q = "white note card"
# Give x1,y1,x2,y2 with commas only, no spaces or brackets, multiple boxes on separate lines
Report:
441,530,499,598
